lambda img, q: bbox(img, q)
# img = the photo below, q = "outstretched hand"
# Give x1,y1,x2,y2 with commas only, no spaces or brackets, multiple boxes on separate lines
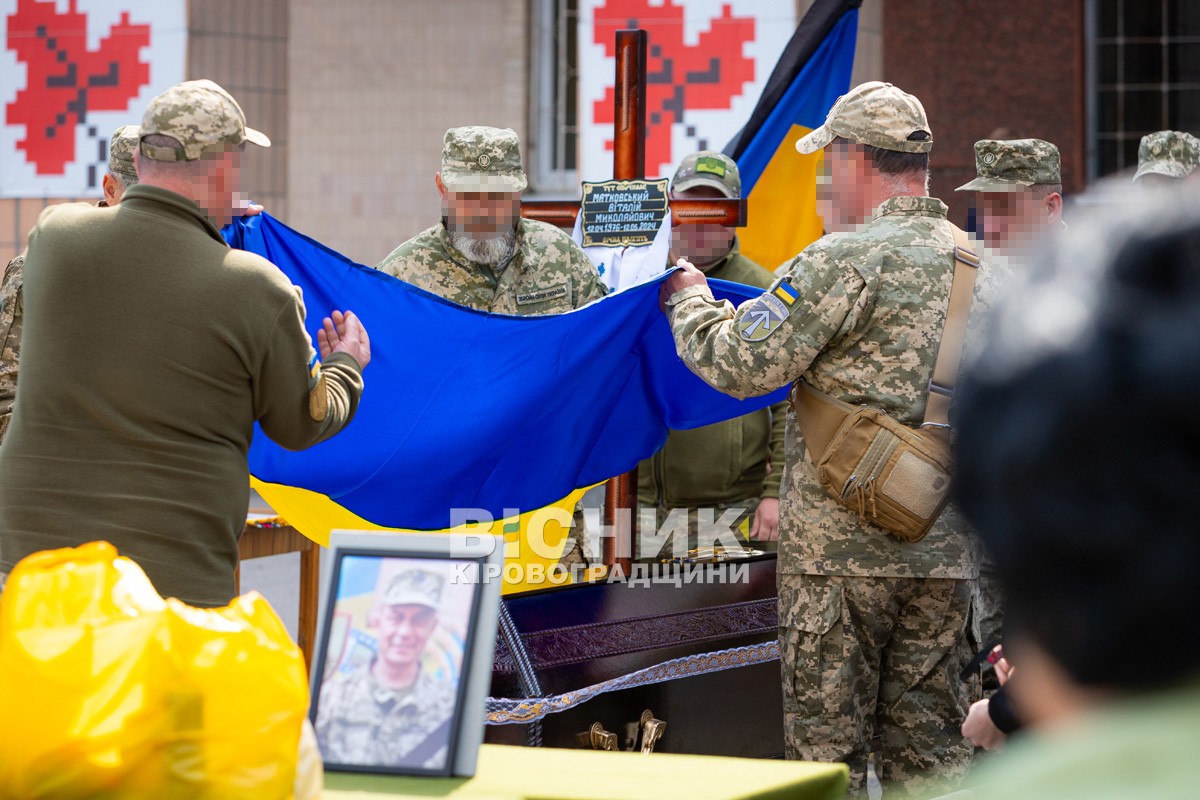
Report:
317,310,371,369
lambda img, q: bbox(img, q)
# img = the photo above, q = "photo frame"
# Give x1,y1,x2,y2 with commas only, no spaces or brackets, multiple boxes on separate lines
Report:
309,531,503,778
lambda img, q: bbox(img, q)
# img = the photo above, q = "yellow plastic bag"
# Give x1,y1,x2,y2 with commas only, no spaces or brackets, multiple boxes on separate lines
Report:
0,541,311,799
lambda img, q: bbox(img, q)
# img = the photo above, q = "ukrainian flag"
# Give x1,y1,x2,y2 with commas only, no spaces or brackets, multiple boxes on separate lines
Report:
224,215,788,592
725,0,859,271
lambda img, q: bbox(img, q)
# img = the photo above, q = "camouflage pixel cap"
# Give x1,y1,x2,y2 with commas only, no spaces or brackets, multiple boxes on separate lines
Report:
108,124,140,186
139,79,270,162
796,81,932,155
440,126,528,192
381,570,443,609
956,138,1061,192
671,151,741,198
1133,130,1200,181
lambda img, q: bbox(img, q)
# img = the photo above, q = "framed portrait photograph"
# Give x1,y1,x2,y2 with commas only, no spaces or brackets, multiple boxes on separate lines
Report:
309,531,503,778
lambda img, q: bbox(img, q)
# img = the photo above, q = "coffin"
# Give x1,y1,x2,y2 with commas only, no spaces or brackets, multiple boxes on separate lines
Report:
486,547,783,757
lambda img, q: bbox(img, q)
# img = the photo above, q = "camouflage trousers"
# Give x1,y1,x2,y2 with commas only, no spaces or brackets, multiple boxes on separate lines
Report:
556,503,591,569
975,561,1005,693
778,573,980,799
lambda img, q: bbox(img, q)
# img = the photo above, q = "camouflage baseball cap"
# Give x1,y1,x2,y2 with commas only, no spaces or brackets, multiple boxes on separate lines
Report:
139,79,270,162
1133,130,1200,181
440,126,528,192
381,570,443,609
108,124,140,186
796,81,931,155
671,151,741,198
956,139,1061,192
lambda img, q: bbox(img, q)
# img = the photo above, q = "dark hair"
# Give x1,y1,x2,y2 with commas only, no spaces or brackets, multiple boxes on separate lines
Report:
953,197,1200,691
846,130,930,177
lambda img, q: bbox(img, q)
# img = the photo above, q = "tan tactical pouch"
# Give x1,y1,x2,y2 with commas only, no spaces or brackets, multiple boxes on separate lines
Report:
792,227,980,542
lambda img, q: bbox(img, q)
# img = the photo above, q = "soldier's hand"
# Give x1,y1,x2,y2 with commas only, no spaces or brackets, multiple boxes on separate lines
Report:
318,310,372,369
750,497,779,541
235,192,264,216
994,652,1014,686
658,258,708,312
961,697,1005,751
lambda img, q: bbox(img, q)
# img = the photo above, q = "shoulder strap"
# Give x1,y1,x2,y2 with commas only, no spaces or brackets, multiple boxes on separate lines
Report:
921,226,980,432
792,225,980,451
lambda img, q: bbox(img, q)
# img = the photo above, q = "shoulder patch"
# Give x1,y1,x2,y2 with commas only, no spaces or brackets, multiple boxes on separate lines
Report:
307,350,320,387
771,279,800,305
737,293,790,342
307,349,328,421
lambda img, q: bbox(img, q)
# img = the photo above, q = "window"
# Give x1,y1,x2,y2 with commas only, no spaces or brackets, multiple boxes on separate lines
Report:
1090,0,1200,177
528,0,580,195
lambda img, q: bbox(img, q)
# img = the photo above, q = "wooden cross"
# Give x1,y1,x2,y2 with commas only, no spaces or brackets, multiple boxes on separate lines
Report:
522,30,748,576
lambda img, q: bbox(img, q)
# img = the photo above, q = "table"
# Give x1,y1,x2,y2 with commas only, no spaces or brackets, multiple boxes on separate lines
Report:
237,518,320,669
322,744,848,800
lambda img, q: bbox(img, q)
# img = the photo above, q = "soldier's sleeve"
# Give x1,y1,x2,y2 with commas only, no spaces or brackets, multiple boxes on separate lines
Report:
254,286,364,450
0,254,25,440
568,239,608,306
761,399,788,499
665,247,867,400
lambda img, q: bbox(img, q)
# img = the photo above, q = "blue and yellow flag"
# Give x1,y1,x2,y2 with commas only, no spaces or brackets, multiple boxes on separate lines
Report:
725,0,859,271
225,215,787,591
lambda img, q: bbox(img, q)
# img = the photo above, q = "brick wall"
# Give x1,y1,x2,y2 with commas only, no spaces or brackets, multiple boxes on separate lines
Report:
882,0,1087,226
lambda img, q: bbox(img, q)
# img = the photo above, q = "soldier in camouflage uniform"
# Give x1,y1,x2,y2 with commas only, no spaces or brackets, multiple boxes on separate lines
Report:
637,152,787,559
315,570,456,769
957,139,1064,264
660,82,991,797
378,126,606,567
377,126,606,314
954,139,1063,664
1132,130,1200,185
0,124,142,442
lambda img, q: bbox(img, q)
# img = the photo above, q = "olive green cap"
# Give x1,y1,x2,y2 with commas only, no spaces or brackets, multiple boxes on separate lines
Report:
671,151,741,198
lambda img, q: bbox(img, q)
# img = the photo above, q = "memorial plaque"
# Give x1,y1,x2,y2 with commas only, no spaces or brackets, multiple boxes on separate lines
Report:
580,179,669,247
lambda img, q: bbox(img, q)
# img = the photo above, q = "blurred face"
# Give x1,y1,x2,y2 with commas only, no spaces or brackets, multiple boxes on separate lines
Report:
975,188,1059,254
437,174,521,240
189,149,242,227
376,603,437,670
669,185,735,268
817,141,875,232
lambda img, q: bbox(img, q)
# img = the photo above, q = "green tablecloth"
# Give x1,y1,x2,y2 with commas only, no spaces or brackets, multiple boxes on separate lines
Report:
322,744,848,800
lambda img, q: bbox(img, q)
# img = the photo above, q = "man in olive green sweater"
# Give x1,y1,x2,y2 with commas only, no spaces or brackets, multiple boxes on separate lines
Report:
0,80,370,606
637,153,786,560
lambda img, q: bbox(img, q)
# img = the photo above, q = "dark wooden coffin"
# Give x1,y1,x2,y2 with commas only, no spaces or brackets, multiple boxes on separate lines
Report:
486,548,783,758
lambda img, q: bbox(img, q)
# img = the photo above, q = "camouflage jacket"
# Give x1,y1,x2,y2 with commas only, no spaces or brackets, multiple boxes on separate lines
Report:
315,663,456,769
0,254,23,442
638,238,787,508
666,195,997,579
376,219,607,314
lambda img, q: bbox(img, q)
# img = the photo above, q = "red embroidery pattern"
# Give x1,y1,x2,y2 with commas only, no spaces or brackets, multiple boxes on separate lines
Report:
5,0,150,175
593,0,755,173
